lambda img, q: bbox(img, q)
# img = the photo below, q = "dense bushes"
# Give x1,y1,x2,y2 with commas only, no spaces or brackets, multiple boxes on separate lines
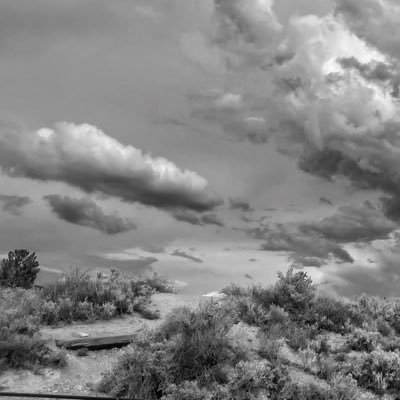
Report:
348,348,400,395
0,249,40,289
40,268,173,324
0,287,66,372
99,300,290,399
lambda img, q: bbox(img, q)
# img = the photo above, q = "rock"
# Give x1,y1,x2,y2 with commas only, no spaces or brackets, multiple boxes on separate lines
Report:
78,332,89,338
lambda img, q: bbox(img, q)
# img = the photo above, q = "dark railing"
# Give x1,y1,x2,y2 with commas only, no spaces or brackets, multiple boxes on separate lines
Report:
0,393,137,400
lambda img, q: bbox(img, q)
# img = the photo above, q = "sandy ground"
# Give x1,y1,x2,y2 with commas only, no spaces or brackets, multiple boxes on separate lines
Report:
0,293,204,398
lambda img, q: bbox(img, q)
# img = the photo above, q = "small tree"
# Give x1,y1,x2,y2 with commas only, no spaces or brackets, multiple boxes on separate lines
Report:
0,249,40,289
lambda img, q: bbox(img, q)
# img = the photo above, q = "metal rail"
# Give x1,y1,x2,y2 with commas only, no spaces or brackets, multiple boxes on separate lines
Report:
0,392,137,400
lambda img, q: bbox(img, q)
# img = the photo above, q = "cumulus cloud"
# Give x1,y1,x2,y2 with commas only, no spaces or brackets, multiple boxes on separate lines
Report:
0,194,31,215
199,0,400,219
335,0,400,59
44,195,136,235
299,201,396,243
213,0,282,67
0,122,222,212
229,197,253,212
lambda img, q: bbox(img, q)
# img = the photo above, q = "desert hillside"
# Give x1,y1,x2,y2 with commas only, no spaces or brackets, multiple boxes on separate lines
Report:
2,265,400,399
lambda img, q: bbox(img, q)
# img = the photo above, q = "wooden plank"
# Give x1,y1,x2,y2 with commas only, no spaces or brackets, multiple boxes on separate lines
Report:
55,334,137,350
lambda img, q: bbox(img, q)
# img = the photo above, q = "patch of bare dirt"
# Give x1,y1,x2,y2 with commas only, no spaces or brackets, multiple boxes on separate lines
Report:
0,293,202,397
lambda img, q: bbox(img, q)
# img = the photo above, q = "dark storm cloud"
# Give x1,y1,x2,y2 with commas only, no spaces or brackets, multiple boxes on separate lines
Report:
322,251,400,298
299,202,396,243
338,57,400,97
44,195,136,235
299,148,400,224
171,249,203,263
261,224,354,264
229,197,253,212
0,194,31,215
0,122,222,213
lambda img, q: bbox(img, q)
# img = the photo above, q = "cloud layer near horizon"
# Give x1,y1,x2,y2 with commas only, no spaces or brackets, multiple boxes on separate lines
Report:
0,122,222,213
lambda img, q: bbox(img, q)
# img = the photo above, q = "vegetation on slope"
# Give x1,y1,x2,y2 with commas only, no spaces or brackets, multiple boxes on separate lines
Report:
100,268,400,399
0,249,174,372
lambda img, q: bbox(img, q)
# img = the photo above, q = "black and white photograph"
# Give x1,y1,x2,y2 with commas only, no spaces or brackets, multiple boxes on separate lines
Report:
1,0,400,398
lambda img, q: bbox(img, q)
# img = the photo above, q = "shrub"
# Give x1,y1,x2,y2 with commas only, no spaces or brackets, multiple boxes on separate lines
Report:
162,381,228,400
221,283,248,298
162,302,234,384
285,324,314,351
376,317,393,337
356,294,400,333
0,287,66,372
39,267,168,323
258,337,284,364
231,295,269,326
348,348,400,394
316,354,341,381
138,306,161,320
347,328,380,352
229,360,288,400
100,301,238,399
248,284,276,310
98,339,169,399
279,374,359,400
0,250,40,289
305,296,363,333
143,272,175,293
272,268,317,315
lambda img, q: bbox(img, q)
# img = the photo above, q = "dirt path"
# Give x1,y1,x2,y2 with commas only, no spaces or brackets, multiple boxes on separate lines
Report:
0,293,203,397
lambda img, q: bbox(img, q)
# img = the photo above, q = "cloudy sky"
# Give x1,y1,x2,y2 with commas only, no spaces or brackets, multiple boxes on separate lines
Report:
1,0,400,297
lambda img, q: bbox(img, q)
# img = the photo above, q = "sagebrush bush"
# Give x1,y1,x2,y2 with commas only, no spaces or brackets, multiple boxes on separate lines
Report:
100,301,247,399
272,268,317,315
348,348,400,394
162,380,228,400
347,328,380,352
229,360,288,400
0,249,40,289
0,287,66,372
39,267,171,323
162,302,234,383
99,338,169,399
356,294,400,333
306,296,363,333
279,374,359,400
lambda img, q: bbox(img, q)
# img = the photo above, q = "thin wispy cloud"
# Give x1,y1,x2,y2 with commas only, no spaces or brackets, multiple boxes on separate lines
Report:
0,194,31,215
171,249,203,263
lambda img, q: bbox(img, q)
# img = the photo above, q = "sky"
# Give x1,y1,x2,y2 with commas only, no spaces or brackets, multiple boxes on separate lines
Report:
2,0,400,297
